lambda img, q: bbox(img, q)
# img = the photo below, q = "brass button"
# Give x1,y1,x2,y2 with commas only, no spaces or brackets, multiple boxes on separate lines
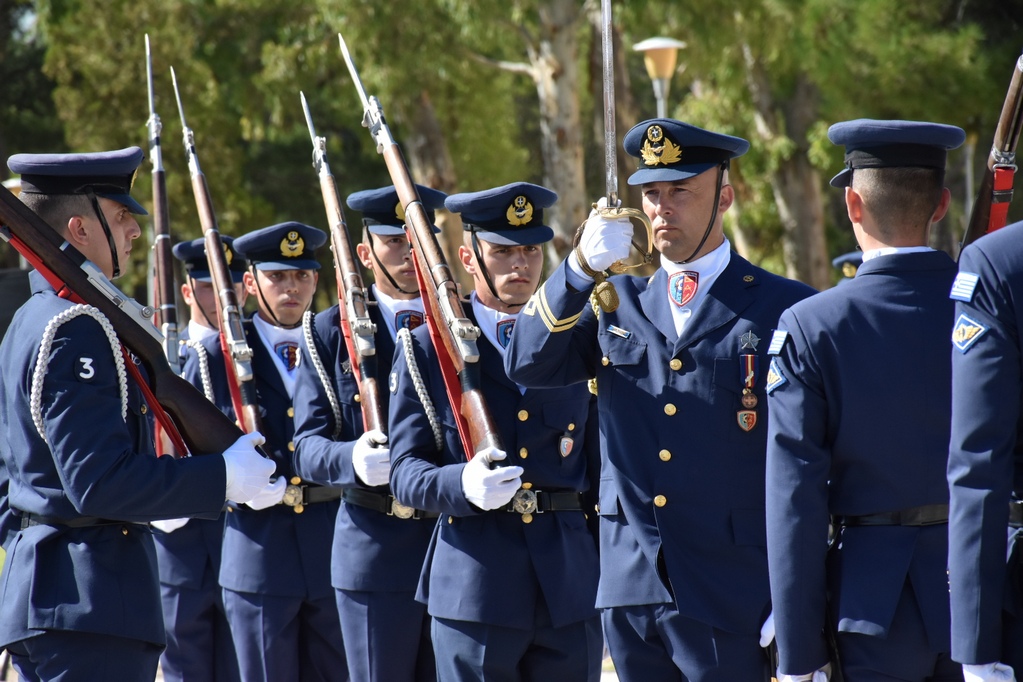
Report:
287,407,295,418
447,517,454,524
664,403,677,416
140,404,148,414
519,448,528,459
567,422,576,431
654,495,667,507
288,441,296,452
121,526,129,536
601,356,610,366
522,513,533,524
594,504,601,513
669,358,682,371
659,449,671,462
293,504,304,514
290,476,301,485
522,482,533,490
517,410,529,422
354,394,361,403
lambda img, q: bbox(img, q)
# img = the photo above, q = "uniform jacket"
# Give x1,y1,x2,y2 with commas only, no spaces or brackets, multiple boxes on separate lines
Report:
183,317,336,599
948,223,1023,664
765,250,957,672
0,272,226,647
389,310,600,630
505,253,814,635
153,325,227,589
292,302,435,592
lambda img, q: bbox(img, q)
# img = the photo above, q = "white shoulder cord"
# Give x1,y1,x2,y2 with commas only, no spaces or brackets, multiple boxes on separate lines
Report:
31,304,128,444
302,310,343,439
396,327,443,452
184,339,215,402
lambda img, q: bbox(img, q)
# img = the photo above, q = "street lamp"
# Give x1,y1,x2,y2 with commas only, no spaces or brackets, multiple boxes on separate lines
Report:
633,37,687,119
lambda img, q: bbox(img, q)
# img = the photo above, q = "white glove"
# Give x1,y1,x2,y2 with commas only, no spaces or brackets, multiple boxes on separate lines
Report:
460,446,524,511
353,429,391,487
576,198,633,274
779,663,831,682
759,610,775,648
964,663,1017,682
222,431,275,504
246,477,288,510
151,517,190,533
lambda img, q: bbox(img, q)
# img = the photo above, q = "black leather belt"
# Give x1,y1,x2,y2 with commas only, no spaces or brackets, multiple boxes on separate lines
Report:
19,514,144,530
279,480,343,512
342,488,438,520
835,503,948,528
1010,500,1023,528
502,489,582,515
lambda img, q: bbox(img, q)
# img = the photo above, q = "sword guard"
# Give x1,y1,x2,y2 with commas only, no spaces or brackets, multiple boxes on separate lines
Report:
594,204,655,274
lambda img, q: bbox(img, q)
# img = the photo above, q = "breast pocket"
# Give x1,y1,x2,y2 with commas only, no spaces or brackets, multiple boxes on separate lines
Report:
597,333,648,404
541,399,588,458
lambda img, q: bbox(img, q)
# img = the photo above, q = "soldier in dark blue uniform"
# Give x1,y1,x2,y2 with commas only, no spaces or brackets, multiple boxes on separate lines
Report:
0,148,273,682
765,120,965,682
292,184,447,682
505,120,814,681
148,236,250,682
183,221,348,681
948,220,1023,680
389,182,603,681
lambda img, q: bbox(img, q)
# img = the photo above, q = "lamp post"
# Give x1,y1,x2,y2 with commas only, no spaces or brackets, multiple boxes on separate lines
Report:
633,37,687,119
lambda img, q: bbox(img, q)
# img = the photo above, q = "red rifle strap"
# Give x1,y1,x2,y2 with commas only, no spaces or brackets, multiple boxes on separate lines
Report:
988,165,1017,234
219,331,248,433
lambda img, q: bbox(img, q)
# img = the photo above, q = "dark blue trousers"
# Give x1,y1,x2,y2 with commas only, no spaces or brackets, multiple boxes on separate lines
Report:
159,577,239,682
8,631,161,682
336,588,435,682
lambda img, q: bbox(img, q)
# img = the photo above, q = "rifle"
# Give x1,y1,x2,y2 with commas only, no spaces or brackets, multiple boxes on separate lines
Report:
170,67,263,434
145,35,180,375
961,51,1023,250
300,92,385,434
339,32,501,460
0,184,245,456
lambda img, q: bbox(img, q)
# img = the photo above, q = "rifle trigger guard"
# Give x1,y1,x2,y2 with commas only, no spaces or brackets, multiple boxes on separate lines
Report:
594,205,655,274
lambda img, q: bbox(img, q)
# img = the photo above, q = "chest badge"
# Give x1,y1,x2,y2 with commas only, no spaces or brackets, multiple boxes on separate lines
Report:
559,436,575,457
736,410,757,432
668,271,699,308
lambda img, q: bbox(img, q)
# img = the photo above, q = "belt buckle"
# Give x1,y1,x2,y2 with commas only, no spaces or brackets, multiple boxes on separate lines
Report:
389,499,415,520
511,488,538,515
282,483,305,513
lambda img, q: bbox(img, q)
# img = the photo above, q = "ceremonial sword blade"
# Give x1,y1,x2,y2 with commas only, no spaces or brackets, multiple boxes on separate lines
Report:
601,0,618,206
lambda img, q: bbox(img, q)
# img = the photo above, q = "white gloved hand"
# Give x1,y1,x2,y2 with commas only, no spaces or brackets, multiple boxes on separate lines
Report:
759,610,775,648
963,663,1017,682
353,429,390,487
246,477,288,510
779,662,831,682
222,431,276,504
576,198,634,274
151,517,190,533
460,446,524,511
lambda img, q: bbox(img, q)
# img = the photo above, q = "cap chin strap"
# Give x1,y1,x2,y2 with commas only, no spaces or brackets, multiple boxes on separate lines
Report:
676,163,727,265
366,231,418,295
187,275,218,329
469,230,541,309
250,265,307,329
86,190,120,278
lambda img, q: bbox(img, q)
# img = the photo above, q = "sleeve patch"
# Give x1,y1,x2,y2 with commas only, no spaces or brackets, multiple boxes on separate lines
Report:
389,371,399,393
76,357,96,382
767,330,788,356
949,272,980,302
951,313,988,353
765,357,788,393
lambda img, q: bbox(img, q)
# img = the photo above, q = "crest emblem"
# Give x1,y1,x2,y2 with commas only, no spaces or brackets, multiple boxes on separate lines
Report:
559,436,575,457
506,195,534,226
640,124,683,167
280,230,305,258
395,310,424,331
496,319,516,348
951,313,988,353
274,342,299,371
736,410,757,432
668,271,699,308
395,200,406,223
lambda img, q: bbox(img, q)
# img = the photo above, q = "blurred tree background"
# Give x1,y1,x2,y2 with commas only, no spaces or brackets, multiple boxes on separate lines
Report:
1,0,1022,312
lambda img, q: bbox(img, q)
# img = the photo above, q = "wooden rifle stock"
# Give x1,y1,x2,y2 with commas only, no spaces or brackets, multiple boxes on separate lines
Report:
339,32,502,458
301,93,385,434
0,184,245,456
962,52,1023,250
171,68,263,434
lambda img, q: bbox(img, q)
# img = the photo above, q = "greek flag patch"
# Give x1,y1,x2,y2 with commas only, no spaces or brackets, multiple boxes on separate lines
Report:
951,313,988,353
767,330,788,355
949,272,979,302
765,357,787,393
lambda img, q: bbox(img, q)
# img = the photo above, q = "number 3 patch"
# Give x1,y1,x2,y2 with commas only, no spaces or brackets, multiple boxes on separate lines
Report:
77,357,96,382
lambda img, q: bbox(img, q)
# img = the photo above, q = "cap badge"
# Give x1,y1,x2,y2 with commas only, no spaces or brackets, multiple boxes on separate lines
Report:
129,167,139,190
224,245,234,266
395,200,407,223
506,195,534,226
280,230,306,258
641,125,682,167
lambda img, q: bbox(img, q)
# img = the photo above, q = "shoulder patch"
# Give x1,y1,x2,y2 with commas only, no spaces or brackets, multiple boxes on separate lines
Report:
951,313,988,353
767,330,788,355
949,272,979,302
765,357,787,393
389,371,398,393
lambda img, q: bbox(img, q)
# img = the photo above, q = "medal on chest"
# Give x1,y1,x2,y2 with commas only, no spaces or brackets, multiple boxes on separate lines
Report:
668,271,699,308
737,330,760,431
